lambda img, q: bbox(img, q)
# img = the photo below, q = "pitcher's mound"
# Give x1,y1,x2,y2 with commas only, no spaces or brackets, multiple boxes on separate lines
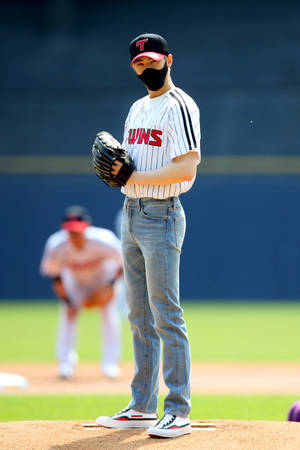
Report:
1,419,300,449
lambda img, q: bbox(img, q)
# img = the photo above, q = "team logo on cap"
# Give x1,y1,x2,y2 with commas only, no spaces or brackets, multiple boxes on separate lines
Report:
136,39,148,51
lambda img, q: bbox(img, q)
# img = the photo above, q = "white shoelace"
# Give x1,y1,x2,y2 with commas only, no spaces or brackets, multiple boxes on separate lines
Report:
157,414,176,428
113,407,131,417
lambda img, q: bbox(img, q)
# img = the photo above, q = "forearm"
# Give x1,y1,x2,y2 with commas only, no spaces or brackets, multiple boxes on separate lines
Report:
126,152,198,186
108,266,123,285
52,278,73,306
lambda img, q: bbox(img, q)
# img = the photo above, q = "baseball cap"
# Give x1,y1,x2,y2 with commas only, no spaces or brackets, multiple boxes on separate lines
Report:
129,33,170,66
61,205,92,233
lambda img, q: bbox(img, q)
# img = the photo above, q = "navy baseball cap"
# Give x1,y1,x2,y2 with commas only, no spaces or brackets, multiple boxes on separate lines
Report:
61,205,92,233
129,33,170,66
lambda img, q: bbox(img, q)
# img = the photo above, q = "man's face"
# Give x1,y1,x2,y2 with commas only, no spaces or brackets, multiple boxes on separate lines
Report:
69,231,85,249
132,56,166,75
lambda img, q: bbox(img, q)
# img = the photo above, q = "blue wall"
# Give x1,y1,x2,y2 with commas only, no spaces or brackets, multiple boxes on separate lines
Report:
1,0,300,300
2,174,300,300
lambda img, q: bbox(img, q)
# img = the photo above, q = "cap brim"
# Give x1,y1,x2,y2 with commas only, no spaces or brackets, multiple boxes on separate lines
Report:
61,220,89,233
130,52,165,66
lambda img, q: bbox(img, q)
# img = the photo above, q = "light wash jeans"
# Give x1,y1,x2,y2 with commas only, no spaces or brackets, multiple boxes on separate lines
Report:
121,196,191,417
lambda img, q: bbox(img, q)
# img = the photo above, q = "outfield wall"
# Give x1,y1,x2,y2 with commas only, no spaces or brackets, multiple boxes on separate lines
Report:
2,173,300,300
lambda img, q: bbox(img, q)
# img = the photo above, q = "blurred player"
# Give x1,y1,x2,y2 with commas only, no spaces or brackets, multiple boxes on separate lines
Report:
40,205,123,379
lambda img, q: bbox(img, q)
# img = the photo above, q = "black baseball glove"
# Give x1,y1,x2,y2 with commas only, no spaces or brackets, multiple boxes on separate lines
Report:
91,131,136,187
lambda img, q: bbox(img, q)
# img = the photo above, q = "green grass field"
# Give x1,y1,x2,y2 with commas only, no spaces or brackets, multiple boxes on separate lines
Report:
0,394,296,422
0,301,299,422
1,301,300,362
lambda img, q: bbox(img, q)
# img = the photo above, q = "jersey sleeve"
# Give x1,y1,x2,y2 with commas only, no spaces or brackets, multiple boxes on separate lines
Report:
168,93,201,161
122,101,138,150
40,232,64,278
122,98,144,150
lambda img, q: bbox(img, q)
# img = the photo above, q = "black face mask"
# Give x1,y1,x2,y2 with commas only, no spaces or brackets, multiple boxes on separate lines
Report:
138,61,168,91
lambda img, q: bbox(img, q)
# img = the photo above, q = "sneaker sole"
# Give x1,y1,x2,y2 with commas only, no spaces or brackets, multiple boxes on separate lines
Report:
148,425,192,438
96,417,157,429
59,374,73,380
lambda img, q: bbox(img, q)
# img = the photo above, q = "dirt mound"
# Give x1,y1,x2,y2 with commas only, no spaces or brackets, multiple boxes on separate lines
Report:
1,419,300,449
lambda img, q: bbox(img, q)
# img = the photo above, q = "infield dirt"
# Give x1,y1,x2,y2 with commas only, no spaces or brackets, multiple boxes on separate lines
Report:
1,362,300,449
1,362,300,394
1,419,300,449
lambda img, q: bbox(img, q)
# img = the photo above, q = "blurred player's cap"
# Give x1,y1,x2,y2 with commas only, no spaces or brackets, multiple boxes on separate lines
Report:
130,33,170,66
61,205,92,233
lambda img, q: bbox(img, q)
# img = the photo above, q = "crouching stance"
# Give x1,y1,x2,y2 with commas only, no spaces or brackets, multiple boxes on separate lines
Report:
40,205,123,379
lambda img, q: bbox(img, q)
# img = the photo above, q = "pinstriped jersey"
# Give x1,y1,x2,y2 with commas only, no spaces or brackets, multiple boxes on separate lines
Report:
121,86,201,199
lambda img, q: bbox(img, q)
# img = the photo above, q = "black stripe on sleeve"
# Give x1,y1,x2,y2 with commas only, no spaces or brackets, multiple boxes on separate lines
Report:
174,89,197,149
170,91,192,150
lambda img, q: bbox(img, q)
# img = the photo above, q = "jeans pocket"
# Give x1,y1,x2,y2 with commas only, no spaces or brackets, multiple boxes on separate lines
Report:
140,204,169,221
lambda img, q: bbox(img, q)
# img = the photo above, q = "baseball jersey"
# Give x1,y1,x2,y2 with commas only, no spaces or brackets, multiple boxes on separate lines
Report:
121,86,201,199
40,227,122,284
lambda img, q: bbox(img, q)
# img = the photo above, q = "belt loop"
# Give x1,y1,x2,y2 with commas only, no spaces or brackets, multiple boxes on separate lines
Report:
138,198,142,211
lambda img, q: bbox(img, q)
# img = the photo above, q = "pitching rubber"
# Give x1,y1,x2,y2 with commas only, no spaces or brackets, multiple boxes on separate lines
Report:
287,400,300,422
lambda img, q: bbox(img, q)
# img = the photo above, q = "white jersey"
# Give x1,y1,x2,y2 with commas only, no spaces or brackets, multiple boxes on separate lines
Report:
40,226,122,284
121,86,201,199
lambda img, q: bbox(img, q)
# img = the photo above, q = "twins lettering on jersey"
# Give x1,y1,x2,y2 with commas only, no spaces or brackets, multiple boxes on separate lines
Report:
128,128,162,147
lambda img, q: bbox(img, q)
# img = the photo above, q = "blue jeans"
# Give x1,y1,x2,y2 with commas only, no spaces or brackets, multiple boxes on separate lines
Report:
121,196,191,417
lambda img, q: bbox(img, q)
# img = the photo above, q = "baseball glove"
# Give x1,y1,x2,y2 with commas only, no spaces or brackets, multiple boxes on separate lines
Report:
91,131,135,187
83,284,114,309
